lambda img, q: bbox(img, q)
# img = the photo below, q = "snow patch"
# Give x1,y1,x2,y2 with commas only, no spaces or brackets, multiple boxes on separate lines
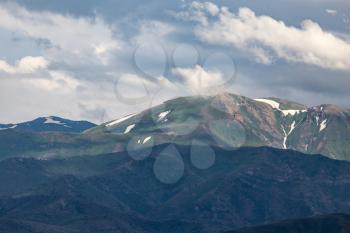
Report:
106,113,136,127
282,121,296,149
124,124,135,134
143,136,152,144
289,121,296,134
255,98,280,109
44,117,65,125
319,119,327,132
0,125,16,130
254,99,306,116
44,117,72,128
158,110,171,122
281,109,307,116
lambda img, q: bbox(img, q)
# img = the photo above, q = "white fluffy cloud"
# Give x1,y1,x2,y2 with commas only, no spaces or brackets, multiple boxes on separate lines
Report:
0,3,122,65
172,65,226,94
173,1,219,26
0,55,79,91
0,56,48,74
177,2,350,71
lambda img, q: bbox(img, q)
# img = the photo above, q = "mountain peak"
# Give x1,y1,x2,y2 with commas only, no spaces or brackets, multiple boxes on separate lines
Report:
87,93,350,161
0,116,96,133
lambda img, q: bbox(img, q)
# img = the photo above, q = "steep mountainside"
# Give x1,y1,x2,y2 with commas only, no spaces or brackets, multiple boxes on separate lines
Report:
0,145,350,232
87,93,350,161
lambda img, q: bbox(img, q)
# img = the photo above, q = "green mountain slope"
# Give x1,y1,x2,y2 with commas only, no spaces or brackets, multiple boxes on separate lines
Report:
87,93,350,161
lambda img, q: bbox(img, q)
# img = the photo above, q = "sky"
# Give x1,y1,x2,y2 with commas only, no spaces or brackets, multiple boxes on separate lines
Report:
0,0,349,123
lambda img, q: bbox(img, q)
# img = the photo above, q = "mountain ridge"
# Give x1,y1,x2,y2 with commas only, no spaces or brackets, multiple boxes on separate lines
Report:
0,116,96,133
0,93,348,162
87,93,350,161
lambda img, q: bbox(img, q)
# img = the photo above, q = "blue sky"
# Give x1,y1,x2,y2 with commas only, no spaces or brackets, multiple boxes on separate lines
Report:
0,0,349,123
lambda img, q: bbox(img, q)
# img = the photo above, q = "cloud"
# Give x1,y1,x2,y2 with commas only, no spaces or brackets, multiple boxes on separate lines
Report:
172,1,219,26
78,103,108,124
0,56,48,74
177,2,350,71
326,9,337,16
114,73,179,102
0,54,79,91
0,3,122,65
0,3,186,123
172,65,226,94
22,70,80,91
133,20,175,45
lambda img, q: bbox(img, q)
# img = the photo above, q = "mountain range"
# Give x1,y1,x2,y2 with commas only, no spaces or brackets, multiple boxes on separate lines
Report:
0,93,349,232
1,93,349,162
0,145,350,233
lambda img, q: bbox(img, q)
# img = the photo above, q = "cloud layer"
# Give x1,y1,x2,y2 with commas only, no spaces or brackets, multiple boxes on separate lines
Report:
177,2,350,71
0,3,122,65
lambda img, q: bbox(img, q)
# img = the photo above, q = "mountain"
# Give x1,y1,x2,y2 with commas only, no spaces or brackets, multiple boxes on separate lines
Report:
0,93,348,162
227,214,350,233
0,145,350,232
0,116,96,133
87,93,350,161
